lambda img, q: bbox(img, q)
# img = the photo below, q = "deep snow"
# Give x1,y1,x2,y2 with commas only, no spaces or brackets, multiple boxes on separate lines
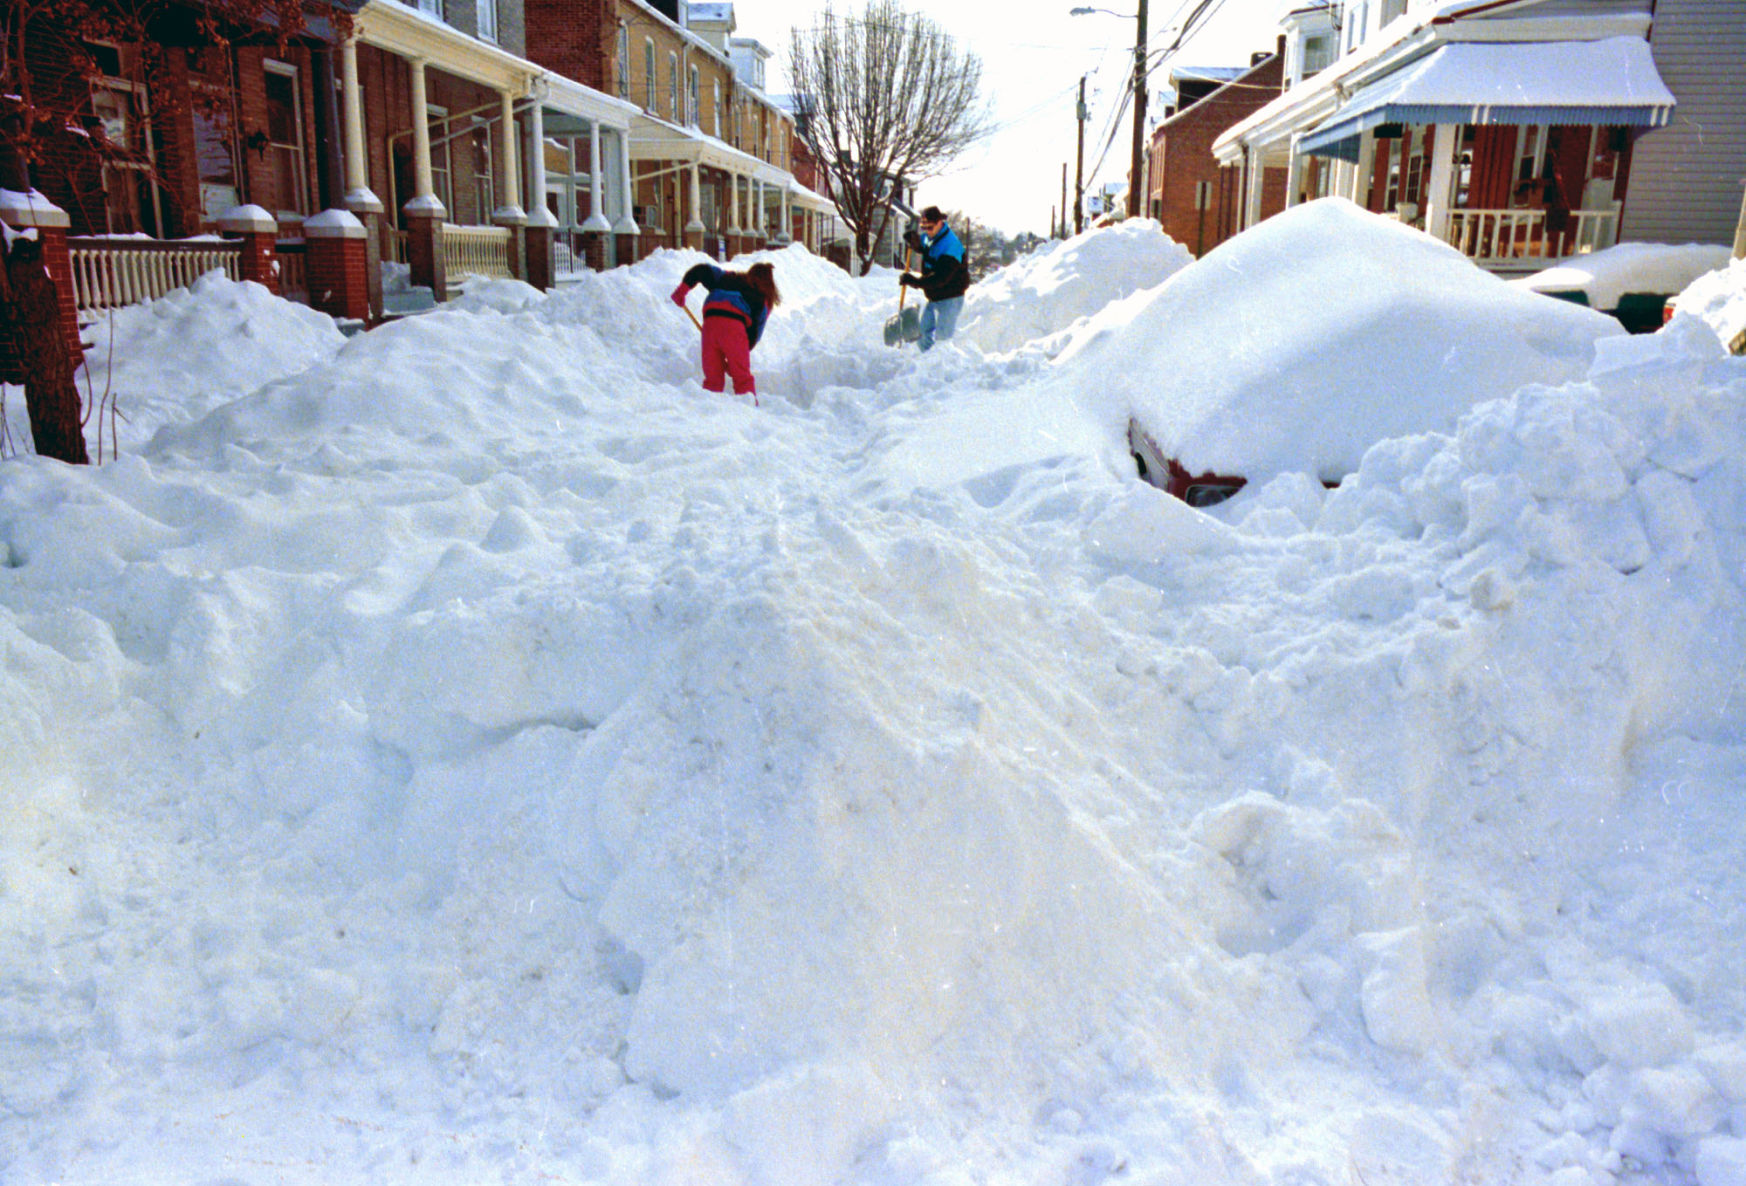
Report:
3,203,1746,1186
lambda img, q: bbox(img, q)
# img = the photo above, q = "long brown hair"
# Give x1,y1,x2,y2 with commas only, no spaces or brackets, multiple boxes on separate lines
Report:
745,262,781,307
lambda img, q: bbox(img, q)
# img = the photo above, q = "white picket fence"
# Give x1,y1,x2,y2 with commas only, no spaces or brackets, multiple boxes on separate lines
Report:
1447,206,1620,266
443,223,512,280
67,238,242,325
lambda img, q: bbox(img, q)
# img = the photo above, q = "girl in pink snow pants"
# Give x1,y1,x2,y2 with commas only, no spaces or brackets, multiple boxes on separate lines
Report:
671,261,781,400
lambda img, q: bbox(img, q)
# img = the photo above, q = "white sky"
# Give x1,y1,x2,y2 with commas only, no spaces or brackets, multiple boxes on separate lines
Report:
732,0,1289,235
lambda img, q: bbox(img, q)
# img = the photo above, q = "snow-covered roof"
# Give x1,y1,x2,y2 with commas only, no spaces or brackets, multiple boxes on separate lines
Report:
1212,0,1655,161
1299,36,1674,160
1170,65,1247,84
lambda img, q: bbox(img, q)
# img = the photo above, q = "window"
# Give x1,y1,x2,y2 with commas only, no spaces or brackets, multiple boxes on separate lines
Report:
617,26,631,100
471,117,494,219
713,83,722,137
263,61,310,221
89,66,164,235
428,105,453,213
416,0,442,19
1381,0,1407,23
645,40,656,111
689,65,700,127
1300,33,1333,77
478,0,498,42
192,84,240,222
669,53,680,122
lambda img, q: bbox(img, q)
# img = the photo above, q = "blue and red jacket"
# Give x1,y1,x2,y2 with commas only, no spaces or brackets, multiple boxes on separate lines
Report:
681,264,771,349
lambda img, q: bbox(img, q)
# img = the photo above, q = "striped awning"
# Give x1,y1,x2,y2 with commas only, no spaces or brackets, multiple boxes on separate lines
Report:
1300,36,1676,161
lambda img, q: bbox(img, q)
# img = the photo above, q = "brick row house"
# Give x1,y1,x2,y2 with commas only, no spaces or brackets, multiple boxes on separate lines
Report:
4,0,832,338
1201,0,1746,272
1144,46,1287,258
524,0,834,261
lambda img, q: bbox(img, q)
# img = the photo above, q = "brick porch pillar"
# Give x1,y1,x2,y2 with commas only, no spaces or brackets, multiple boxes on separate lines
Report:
525,221,555,291
346,191,385,323
0,191,79,383
220,205,280,294
405,201,447,303
304,209,370,322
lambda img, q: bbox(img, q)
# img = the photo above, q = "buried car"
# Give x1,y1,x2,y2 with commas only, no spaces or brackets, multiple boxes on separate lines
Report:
1057,198,1625,504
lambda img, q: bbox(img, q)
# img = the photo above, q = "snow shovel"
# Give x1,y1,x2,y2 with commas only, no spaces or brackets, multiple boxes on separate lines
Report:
883,251,921,346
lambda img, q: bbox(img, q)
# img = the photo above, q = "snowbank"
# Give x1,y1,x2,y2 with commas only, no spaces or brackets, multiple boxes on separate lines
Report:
956,219,1195,355
1670,253,1746,354
4,218,1746,1186
1056,198,1622,482
71,272,346,453
1515,241,1734,311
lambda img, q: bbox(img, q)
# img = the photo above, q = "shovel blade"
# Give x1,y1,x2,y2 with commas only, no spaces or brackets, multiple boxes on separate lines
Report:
883,304,921,346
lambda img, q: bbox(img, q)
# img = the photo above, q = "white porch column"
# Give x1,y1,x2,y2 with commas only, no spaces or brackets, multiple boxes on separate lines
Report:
686,160,705,234
727,173,742,234
751,178,764,239
1353,131,1377,209
339,38,380,210
583,121,611,232
1425,123,1459,243
1243,147,1264,230
1283,135,1304,208
409,59,439,207
527,101,556,228
612,128,638,235
778,186,792,244
495,89,524,219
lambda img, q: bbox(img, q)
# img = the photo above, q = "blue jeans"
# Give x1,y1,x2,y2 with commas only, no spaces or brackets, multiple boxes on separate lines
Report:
919,296,963,351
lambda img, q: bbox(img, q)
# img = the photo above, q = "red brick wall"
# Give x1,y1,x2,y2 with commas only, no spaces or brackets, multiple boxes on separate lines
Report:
1146,50,1284,256
523,0,613,94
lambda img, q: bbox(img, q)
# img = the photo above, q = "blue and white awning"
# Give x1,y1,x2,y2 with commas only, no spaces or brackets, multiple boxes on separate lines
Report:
1300,36,1676,161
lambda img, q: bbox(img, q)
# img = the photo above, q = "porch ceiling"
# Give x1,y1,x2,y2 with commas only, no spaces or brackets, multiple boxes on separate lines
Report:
1301,35,1675,160
354,0,538,94
629,115,789,186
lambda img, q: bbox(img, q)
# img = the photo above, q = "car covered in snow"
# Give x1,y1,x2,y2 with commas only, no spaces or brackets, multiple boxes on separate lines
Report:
1055,199,1626,504
1512,241,1733,333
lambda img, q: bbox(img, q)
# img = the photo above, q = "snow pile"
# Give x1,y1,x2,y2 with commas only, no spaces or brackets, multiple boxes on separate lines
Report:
1058,198,1623,482
1670,253,1746,354
957,218,1194,354
74,272,347,451
1515,241,1733,310
4,224,1746,1186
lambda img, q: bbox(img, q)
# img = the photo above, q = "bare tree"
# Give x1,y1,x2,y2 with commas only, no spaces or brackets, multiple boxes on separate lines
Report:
788,0,990,275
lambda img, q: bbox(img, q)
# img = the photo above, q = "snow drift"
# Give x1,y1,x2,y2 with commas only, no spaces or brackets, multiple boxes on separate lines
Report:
3,225,1746,1186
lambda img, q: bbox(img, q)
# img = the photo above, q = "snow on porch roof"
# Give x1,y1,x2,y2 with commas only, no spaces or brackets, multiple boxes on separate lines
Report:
1300,36,1675,161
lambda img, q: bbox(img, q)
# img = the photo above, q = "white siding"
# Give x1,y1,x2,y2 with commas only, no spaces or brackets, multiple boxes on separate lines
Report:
1620,0,1746,245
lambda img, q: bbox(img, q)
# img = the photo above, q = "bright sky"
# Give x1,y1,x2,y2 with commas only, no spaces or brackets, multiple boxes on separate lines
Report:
733,0,1288,236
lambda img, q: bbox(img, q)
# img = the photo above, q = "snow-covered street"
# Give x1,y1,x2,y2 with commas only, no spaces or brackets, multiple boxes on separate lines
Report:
4,202,1746,1185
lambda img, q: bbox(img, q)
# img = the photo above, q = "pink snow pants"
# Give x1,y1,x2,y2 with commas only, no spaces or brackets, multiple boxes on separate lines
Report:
701,316,756,398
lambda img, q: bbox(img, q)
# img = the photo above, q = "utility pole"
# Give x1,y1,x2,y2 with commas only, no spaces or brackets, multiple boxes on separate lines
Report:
1061,163,1069,238
1127,0,1149,219
1075,75,1089,234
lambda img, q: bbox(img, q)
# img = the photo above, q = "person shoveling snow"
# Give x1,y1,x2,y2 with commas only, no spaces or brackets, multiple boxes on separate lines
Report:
671,261,781,402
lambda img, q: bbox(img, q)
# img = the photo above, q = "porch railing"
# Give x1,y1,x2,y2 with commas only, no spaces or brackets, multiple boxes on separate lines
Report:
276,239,308,304
1447,206,1620,267
67,237,242,325
444,223,512,280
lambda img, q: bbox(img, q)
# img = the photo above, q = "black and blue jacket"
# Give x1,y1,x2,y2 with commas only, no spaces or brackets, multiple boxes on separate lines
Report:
907,224,971,302
681,263,771,349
